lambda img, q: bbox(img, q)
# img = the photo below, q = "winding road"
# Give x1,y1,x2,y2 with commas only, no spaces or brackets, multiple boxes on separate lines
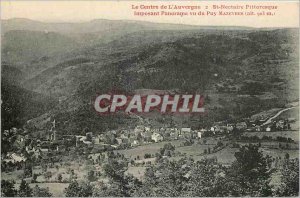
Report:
261,103,298,126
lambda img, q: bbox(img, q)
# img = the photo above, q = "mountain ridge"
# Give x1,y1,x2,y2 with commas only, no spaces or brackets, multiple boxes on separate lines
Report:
1,18,298,134
3,17,284,34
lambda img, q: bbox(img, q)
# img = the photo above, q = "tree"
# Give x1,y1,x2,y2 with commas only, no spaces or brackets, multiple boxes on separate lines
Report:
276,158,299,196
32,173,38,183
93,174,141,197
285,153,290,161
132,159,156,195
24,161,33,177
99,159,141,197
64,180,93,197
57,173,63,183
130,159,135,165
103,159,127,181
32,185,52,197
87,170,96,182
18,179,32,197
232,127,241,139
139,158,186,196
163,149,171,157
65,181,80,197
227,144,272,196
137,133,142,141
1,180,17,197
41,163,48,172
185,159,229,197
159,143,175,156
144,153,151,159
44,171,52,181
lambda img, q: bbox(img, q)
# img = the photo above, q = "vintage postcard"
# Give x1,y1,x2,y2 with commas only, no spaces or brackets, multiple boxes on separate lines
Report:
1,0,299,197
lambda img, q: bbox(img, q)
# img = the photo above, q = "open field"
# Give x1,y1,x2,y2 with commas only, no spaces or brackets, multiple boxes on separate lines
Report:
13,182,69,197
30,183,69,197
115,140,184,159
194,147,238,164
126,166,147,180
115,135,298,167
129,144,299,179
261,148,299,159
172,145,299,165
3,161,92,197
115,137,225,160
1,170,24,181
170,146,238,165
176,144,212,156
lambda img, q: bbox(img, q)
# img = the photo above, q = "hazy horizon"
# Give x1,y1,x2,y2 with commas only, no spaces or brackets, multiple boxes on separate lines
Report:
2,17,299,29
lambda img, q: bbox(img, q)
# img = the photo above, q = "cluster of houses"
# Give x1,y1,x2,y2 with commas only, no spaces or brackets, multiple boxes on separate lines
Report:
2,125,67,166
2,112,296,167
2,125,201,165
75,126,202,148
2,152,26,164
208,117,295,135
69,116,296,149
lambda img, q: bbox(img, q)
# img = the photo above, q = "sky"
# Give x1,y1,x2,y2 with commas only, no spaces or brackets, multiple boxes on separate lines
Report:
1,1,299,28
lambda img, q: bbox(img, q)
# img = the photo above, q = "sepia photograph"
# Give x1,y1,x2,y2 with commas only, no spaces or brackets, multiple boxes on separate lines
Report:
1,1,299,197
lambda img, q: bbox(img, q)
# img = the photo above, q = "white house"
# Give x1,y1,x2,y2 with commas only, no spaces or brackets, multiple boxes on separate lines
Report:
200,128,207,132
181,128,191,133
131,140,140,146
226,124,234,132
151,132,163,143
4,153,26,163
197,131,202,139
116,138,123,145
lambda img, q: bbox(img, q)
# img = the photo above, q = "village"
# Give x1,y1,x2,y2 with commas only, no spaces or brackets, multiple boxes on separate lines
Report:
2,108,297,168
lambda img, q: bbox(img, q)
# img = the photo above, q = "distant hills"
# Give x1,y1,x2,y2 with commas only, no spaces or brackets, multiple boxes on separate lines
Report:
2,18,255,35
2,30,79,65
1,18,299,134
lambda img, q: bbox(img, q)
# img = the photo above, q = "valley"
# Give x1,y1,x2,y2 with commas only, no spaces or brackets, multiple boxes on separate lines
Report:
1,18,299,197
